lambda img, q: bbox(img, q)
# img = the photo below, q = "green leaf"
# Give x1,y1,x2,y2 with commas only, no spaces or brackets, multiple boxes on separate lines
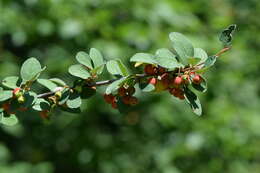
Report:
191,76,207,92
194,48,208,64
184,87,202,116
155,48,183,68
91,65,104,75
0,114,18,126
58,88,70,105
49,78,67,86
37,79,58,91
139,83,155,92
106,77,126,94
0,90,13,102
20,57,43,82
130,53,157,65
32,98,50,111
169,32,194,65
66,92,82,109
219,24,237,47
21,92,37,108
203,55,217,68
187,57,201,65
2,76,22,89
89,48,104,74
68,64,91,79
76,51,93,69
106,60,129,76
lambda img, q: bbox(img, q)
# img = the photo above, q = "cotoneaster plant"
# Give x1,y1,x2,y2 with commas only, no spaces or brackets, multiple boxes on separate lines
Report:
0,25,236,126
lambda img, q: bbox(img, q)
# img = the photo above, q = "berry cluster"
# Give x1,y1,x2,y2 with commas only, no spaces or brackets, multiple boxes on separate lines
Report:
1,88,27,115
144,65,203,100
103,86,138,109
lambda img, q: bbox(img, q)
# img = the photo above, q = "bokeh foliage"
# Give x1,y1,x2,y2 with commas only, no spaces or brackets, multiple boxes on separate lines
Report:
0,0,259,172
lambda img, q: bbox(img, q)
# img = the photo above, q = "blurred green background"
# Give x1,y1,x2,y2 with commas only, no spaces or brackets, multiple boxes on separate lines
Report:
0,0,260,172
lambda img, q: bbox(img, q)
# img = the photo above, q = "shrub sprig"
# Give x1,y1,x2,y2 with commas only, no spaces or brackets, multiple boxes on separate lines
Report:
0,25,236,126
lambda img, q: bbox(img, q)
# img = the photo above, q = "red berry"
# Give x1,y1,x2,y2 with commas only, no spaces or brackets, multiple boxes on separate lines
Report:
157,67,166,74
111,101,118,109
148,77,157,85
161,73,170,86
13,87,21,96
144,64,156,75
193,75,202,84
173,76,183,86
118,87,127,97
103,94,115,104
122,96,131,105
2,103,10,111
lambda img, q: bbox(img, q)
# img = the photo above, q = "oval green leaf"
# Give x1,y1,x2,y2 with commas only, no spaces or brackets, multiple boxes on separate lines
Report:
20,57,43,82
68,64,91,79
76,51,93,69
106,60,129,76
2,76,21,89
169,32,194,65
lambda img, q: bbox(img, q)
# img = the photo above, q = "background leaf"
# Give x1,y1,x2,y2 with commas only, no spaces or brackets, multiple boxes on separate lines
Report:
0,114,18,126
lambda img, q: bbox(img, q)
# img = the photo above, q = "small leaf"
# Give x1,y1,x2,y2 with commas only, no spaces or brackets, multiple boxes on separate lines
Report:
66,92,82,109
130,53,157,65
0,90,13,102
2,76,22,89
0,114,18,126
169,32,194,65
49,78,67,86
76,51,93,69
155,48,183,68
59,88,70,105
219,24,237,47
32,98,50,111
184,87,202,116
37,79,58,91
89,48,104,74
203,55,217,68
106,77,126,94
106,60,129,76
20,57,43,82
20,92,37,108
139,83,155,92
68,64,91,79
194,48,208,64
